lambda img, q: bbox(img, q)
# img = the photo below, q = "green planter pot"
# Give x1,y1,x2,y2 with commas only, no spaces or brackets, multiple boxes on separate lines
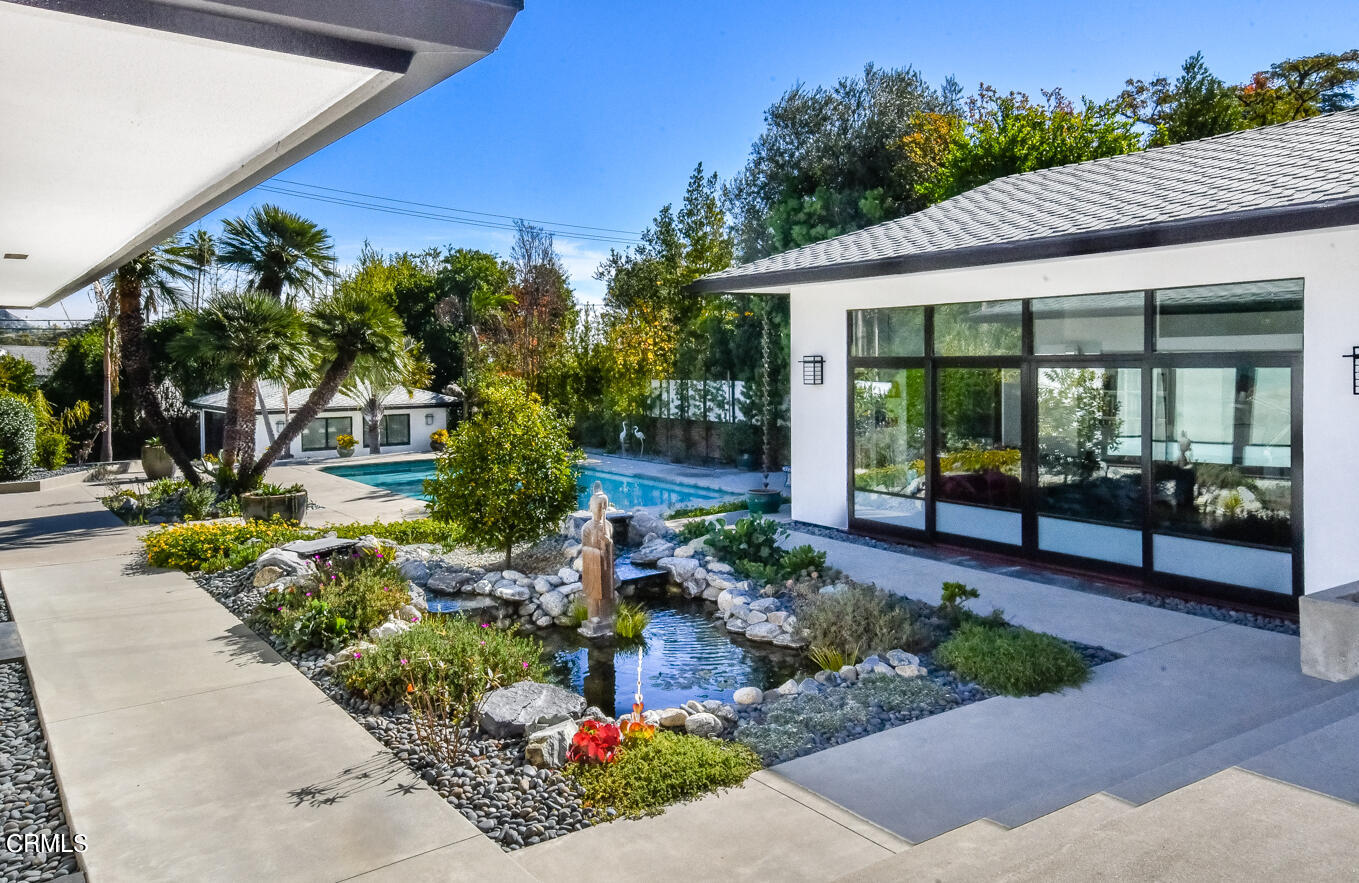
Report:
746,488,782,515
736,453,756,471
140,445,175,480
337,447,355,459
240,490,308,524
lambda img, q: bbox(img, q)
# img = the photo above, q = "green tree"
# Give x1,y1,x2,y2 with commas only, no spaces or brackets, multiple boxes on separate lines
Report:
169,291,310,471
1120,52,1244,146
493,221,574,397
217,204,335,303
187,228,216,310
340,339,431,455
430,247,514,389
242,277,407,486
725,64,958,261
0,394,37,481
919,86,1140,204
424,375,580,568
108,239,200,483
1237,50,1359,125
0,354,37,398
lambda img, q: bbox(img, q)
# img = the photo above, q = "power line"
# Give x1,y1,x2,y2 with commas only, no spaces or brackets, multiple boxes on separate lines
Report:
262,178,644,244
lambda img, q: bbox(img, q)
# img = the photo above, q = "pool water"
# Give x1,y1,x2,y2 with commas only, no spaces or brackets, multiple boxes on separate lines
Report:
322,459,729,511
537,600,801,716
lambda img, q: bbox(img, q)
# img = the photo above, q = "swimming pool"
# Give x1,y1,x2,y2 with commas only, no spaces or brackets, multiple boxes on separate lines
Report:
322,459,731,511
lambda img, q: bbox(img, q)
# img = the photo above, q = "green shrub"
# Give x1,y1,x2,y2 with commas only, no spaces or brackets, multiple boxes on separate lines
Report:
614,601,649,640
779,544,826,579
796,582,931,659
677,519,718,542
343,616,545,705
935,622,1090,696
33,430,70,471
567,731,761,817
424,375,580,568
249,548,410,651
181,484,219,521
707,516,784,572
281,599,351,653
669,499,746,520
854,672,949,712
142,518,462,571
0,394,37,481
807,643,850,671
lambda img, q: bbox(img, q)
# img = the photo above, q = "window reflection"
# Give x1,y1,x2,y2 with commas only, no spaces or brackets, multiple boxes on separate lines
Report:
936,368,1022,508
934,301,1022,356
850,307,924,357
1037,367,1143,525
1151,367,1292,547
853,368,926,528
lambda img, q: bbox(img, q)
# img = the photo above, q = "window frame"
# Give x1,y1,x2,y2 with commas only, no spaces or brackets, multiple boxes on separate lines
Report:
301,415,353,452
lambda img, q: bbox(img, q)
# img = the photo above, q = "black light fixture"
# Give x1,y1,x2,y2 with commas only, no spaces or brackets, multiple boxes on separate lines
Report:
800,354,824,385
1345,346,1359,395
2,254,28,260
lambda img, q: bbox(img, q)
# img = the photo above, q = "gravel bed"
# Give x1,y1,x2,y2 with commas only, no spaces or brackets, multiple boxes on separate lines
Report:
1125,593,1298,635
193,566,596,852
0,588,10,623
788,521,1298,636
0,664,80,882
0,465,91,485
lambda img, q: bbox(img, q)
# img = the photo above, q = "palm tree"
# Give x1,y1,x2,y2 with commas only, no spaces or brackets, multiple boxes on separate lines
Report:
217,204,335,304
340,340,431,455
108,238,198,483
242,281,406,486
187,228,216,310
170,291,310,472
90,279,118,463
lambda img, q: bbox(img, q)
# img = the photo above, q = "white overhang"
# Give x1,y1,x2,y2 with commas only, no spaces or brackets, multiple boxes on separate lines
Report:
0,0,521,309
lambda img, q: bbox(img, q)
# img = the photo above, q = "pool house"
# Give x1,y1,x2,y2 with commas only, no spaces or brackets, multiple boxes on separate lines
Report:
692,110,1359,610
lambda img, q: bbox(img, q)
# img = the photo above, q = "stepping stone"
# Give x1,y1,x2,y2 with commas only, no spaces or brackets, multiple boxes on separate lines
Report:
0,623,23,662
281,537,358,558
424,596,501,616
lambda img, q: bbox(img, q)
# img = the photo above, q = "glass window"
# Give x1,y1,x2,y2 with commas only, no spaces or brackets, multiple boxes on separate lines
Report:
936,367,1023,508
1151,367,1292,548
1155,280,1302,352
850,307,924,357
852,368,926,528
380,413,411,446
934,300,1022,356
1033,292,1144,355
301,416,352,452
1037,367,1143,525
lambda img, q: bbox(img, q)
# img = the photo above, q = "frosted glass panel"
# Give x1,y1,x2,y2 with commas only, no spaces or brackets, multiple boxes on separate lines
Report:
1039,516,1143,567
937,502,1021,545
1153,534,1292,594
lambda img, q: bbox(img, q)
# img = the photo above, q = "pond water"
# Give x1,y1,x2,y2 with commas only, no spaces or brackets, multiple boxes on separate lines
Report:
323,460,730,512
537,600,802,717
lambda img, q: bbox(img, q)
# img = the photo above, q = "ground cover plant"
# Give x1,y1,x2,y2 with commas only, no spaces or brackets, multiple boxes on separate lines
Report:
795,581,931,661
934,621,1090,696
142,517,461,571
566,729,761,818
702,515,828,584
342,615,545,705
668,499,747,520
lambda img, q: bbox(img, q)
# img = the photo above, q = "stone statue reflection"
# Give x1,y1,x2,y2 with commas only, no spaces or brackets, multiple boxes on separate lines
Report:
577,483,617,639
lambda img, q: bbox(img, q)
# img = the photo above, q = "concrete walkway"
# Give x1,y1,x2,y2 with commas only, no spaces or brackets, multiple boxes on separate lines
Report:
0,482,532,882
772,529,1359,845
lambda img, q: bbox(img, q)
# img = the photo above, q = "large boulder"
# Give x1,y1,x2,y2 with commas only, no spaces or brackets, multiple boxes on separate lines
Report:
733,686,763,706
657,557,700,583
539,590,569,618
479,682,586,738
254,548,313,577
426,568,476,594
494,584,532,602
631,536,676,566
281,536,358,558
683,712,723,738
744,622,782,642
525,719,577,769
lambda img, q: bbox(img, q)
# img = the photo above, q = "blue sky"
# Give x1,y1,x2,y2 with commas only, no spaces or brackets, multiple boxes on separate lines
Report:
39,0,1359,319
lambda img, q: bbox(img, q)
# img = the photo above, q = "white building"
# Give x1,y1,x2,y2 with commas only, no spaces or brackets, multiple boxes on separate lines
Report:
693,110,1359,611
190,382,458,460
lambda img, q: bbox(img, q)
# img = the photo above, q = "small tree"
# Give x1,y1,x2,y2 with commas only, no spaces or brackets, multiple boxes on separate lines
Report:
0,394,37,481
424,375,580,568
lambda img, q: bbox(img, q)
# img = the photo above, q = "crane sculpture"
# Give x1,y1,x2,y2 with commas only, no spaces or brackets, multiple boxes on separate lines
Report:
618,421,629,455
633,424,645,457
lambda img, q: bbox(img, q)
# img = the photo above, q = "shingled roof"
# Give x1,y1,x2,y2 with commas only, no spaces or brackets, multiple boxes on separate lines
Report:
189,381,459,414
691,109,1359,293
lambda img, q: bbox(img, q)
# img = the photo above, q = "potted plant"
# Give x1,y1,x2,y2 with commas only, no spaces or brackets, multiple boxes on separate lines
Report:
335,433,356,459
429,428,450,452
747,301,783,515
239,482,308,523
140,436,175,480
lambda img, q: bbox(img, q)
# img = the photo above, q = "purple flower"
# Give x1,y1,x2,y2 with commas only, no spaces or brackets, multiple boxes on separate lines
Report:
353,651,362,659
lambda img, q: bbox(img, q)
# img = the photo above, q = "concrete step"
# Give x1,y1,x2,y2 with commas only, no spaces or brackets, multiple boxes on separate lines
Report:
1108,684,1359,806
838,793,1132,882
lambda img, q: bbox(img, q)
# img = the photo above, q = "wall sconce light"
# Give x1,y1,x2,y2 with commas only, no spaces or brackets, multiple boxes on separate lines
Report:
1345,347,1359,395
800,355,825,385
425,413,435,425
274,419,284,432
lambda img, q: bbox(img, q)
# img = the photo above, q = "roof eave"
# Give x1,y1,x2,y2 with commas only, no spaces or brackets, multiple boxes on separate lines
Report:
688,197,1359,294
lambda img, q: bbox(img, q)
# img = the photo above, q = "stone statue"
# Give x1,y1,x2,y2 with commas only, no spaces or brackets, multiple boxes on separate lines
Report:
578,486,617,640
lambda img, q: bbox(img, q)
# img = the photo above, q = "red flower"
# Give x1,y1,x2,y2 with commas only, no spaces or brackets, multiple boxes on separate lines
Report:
566,719,622,764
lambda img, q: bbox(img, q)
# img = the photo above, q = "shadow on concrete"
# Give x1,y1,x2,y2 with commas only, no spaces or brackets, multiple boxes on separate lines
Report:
287,750,422,808
0,508,126,552
210,623,286,669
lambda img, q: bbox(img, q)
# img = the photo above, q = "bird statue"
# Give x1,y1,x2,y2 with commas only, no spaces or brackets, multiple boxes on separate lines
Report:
633,424,645,457
619,421,629,455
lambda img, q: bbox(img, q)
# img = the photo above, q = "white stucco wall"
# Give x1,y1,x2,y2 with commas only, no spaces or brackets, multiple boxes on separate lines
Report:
220,407,448,460
786,224,1359,594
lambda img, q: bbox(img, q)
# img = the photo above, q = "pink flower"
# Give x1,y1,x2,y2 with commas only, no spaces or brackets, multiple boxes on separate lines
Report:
399,658,408,666
479,640,485,646
353,651,362,659
479,623,490,629
521,662,529,669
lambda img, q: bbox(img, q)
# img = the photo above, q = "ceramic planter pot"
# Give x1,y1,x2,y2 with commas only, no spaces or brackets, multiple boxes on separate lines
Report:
746,488,782,515
337,447,355,459
736,452,756,471
140,445,175,480
430,440,446,452
239,490,308,523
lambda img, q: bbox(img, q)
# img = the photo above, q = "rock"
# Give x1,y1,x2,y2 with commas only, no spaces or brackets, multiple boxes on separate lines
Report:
775,678,801,696
281,536,358,558
750,598,779,612
502,570,526,582
629,511,669,539
886,649,920,668
494,585,532,602
765,610,787,626
725,619,747,633
798,678,823,695
539,591,568,618
733,686,763,706
479,682,587,738
524,720,576,769
631,538,676,566
895,664,928,678
658,707,689,728
744,622,782,642
657,557,699,582
717,590,747,614
252,565,284,588
780,614,799,632
672,546,695,559
813,669,841,686
572,557,584,573
730,603,752,621
558,567,578,584
706,561,733,574
254,548,312,577
532,578,554,595
472,580,493,595
684,700,705,715
773,632,808,649
701,586,722,601
558,582,583,597
398,559,431,585
533,613,554,628
369,617,412,641
426,569,474,594
683,712,723,738
745,610,768,624
838,665,859,683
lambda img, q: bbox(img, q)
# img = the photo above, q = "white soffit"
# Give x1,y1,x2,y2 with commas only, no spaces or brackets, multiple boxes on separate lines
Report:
0,3,388,308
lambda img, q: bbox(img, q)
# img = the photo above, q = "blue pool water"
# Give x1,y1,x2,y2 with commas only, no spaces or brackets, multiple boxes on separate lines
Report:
322,459,729,511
